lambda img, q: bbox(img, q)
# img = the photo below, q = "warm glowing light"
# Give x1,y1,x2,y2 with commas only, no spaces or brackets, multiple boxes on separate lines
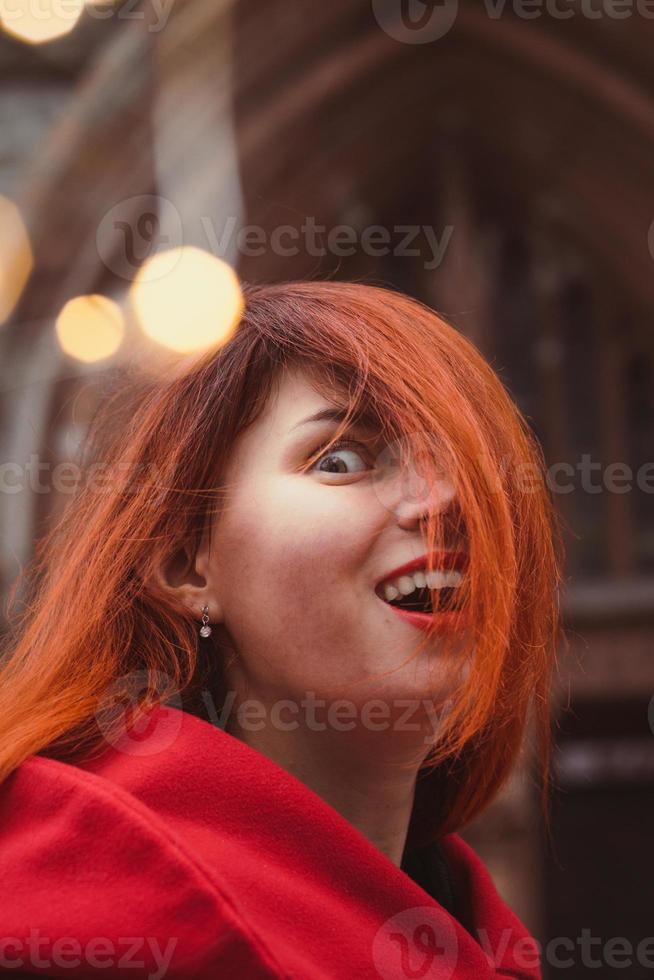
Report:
129,248,244,354
55,294,125,363
0,0,84,45
0,195,33,327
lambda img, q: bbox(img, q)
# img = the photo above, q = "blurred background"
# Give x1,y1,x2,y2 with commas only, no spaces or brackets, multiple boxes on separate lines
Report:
1,0,653,975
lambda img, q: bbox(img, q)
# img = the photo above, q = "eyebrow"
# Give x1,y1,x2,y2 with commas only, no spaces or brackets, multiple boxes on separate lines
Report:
289,407,380,434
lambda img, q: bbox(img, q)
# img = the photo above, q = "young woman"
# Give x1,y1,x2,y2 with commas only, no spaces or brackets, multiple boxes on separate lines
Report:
0,281,562,979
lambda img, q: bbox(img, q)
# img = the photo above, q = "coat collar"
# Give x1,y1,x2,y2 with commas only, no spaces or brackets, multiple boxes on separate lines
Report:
76,703,541,979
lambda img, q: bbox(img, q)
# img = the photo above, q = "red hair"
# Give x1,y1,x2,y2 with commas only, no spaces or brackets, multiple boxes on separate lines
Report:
0,280,563,844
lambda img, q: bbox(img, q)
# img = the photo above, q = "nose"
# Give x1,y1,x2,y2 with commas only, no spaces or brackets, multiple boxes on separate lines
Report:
392,464,457,531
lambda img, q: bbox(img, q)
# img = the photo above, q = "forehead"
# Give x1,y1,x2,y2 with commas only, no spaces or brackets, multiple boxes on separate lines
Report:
263,364,384,438
223,365,344,475
265,364,339,428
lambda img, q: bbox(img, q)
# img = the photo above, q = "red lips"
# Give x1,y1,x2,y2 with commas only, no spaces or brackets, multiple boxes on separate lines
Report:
383,606,468,634
375,550,468,590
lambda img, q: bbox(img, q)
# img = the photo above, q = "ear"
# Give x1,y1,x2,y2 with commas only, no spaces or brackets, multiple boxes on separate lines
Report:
146,526,223,624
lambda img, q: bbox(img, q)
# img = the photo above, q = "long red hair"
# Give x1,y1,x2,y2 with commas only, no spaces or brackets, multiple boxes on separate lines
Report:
0,280,563,843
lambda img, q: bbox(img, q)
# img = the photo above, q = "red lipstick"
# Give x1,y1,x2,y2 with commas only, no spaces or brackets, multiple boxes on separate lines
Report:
375,550,468,634
375,551,468,589
381,606,467,633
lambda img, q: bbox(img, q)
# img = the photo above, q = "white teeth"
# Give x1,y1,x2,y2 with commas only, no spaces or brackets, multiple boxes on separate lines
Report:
397,575,416,596
426,570,462,589
379,568,463,600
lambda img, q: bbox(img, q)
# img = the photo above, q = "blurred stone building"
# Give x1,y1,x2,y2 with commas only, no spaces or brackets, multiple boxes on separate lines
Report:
1,1,653,972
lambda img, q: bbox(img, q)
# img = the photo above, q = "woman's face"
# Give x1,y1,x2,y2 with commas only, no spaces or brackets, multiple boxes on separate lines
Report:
198,365,468,737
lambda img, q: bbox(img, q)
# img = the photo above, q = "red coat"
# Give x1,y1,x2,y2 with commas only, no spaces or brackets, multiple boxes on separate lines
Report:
0,705,541,978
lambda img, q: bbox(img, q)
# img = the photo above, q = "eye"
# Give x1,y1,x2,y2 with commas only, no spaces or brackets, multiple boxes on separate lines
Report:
310,439,374,475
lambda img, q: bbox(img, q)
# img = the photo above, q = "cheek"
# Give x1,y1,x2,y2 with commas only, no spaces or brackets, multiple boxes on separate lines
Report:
249,485,368,592
214,481,377,644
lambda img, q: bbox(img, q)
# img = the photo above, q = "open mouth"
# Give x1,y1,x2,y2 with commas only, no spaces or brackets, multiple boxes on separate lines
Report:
374,552,467,624
380,583,462,615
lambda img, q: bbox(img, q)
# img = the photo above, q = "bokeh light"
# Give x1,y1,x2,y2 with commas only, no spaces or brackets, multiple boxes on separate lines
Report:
55,294,125,363
0,195,33,327
0,0,84,45
129,247,244,354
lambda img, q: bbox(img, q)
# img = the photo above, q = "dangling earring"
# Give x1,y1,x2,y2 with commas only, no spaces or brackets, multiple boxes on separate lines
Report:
199,604,212,638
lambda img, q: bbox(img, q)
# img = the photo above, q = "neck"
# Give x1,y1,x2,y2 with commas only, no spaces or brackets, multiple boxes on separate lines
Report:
227,719,424,867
